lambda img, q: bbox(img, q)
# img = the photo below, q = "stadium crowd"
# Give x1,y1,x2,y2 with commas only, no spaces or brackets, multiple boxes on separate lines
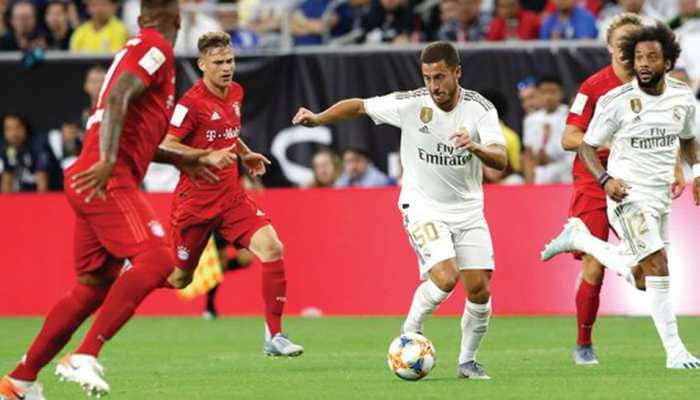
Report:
1,0,700,192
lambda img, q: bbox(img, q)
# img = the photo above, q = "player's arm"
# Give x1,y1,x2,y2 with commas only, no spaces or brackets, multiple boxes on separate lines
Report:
71,72,145,202
292,98,366,127
452,108,508,170
561,124,585,151
579,103,626,202
233,137,271,177
672,153,686,199
680,140,700,206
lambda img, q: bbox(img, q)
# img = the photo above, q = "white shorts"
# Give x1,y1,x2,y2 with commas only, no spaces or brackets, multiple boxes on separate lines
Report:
607,197,669,264
400,204,495,280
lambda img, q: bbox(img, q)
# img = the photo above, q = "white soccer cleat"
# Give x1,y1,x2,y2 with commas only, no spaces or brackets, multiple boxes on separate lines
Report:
541,218,590,261
263,333,304,357
55,354,110,397
667,352,700,369
0,375,46,400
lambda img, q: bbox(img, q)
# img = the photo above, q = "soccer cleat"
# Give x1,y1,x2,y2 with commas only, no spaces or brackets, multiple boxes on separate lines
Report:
667,352,700,369
202,310,218,320
457,361,491,380
263,333,304,357
55,354,110,397
573,345,599,365
541,218,590,261
0,375,45,400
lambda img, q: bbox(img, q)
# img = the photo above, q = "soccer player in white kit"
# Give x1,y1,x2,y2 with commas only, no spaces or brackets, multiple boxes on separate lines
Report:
292,42,507,379
542,23,700,369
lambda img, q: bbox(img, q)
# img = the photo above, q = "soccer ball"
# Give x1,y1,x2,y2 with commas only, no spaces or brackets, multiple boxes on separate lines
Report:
387,332,436,381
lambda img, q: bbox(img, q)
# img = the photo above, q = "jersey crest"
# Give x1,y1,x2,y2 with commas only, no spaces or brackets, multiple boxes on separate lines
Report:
420,107,433,123
630,98,642,114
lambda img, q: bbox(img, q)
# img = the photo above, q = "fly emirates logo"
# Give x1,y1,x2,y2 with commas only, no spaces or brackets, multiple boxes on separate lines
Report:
206,126,240,142
418,142,472,166
630,127,677,150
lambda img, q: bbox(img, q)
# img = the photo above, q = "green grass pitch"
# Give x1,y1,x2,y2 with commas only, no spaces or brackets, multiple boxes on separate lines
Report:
2,316,700,399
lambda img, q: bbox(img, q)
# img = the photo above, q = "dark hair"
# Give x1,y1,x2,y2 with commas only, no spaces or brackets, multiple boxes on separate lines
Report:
537,75,562,87
342,147,370,160
420,41,460,68
141,0,178,11
45,0,69,11
621,22,682,72
2,113,31,133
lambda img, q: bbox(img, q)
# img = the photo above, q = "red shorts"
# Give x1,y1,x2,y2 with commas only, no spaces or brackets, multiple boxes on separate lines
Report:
568,188,610,260
170,195,270,271
65,184,171,276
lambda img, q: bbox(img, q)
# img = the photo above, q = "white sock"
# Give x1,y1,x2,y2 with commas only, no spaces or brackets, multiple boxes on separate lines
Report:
572,231,636,286
459,298,491,364
646,276,687,361
402,279,450,333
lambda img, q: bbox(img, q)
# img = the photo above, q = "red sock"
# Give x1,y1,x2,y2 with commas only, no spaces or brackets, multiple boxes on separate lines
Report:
576,280,602,346
76,246,174,357
11,283,108,381
262,260,286,337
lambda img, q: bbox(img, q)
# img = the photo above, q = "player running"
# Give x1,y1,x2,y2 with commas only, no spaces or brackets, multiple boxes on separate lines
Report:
162,31,304,357
542,22,700,369
0,1,216,398
293,41,507,379
559,13,645,365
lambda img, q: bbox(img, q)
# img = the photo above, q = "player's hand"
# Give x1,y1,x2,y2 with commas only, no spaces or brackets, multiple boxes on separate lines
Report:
604,178,627,202
292,107,321,127
450,128,477,151
241,152,272,177
672,174,686,200
200,144,237,170
177,160,219,186
693,177,700,206
70,160,115,203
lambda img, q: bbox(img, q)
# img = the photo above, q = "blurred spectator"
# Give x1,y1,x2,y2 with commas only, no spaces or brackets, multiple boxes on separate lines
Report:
242,0,287,48
668,0,700,30
644,0,679,20
481,90,523,184
486,0,541,41
46,120,82,173
305,147,342,188
291,0,357,45
360,0,413,44
44,0,73,50
0,113,50,192
80,64,106,127
70,0,128,53
542,0,604,16
517,76,541,115
175,0,223,55
539,0,598,40
522,76,572,184
336,148,390,187
0,0,9,37
598,0,664,41
217,0,260,50
0,0,46,51
437,0,491,42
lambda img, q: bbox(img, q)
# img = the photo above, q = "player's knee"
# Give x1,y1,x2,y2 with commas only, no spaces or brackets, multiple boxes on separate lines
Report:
467,284,491,304
257,239,284,262
430,269,459,292
641,251,668,277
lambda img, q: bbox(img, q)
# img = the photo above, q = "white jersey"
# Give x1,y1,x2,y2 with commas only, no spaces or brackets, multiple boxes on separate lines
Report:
364,87,506,212
584,77,696,202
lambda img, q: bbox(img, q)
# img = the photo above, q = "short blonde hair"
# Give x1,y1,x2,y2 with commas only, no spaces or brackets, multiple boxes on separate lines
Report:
606,13,643,44
197,31,232,56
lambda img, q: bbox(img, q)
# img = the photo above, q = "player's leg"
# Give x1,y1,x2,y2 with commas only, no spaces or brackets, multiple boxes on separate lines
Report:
634,213,700,369
1,217,120,400
401,212,456,334
245,224,304,356
57,189,176,396
454,223,494,380
572,208,609,365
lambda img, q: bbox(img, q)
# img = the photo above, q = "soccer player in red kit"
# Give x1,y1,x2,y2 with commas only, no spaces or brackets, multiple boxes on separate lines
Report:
161,31,304,356
559,14,683,364
0,1,216,398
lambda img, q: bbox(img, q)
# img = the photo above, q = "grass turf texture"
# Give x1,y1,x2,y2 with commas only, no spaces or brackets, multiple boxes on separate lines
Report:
2,316,700,399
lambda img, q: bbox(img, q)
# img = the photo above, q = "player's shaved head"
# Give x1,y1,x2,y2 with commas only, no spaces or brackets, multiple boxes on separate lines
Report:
421,41,460,69
138,0,180,43
141,0,178,11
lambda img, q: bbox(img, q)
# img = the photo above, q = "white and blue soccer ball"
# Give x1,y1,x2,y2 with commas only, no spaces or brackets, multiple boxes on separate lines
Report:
387,332,436,381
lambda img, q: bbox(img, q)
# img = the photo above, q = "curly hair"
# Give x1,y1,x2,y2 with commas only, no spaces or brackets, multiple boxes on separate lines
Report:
620,22,682,72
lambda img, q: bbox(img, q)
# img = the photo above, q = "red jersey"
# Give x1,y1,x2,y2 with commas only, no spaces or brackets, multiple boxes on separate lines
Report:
169,80,245,217
69,28,176,188
566,65,623,200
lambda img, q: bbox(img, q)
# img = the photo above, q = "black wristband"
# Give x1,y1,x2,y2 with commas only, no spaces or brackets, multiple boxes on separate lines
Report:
598,172,612,188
